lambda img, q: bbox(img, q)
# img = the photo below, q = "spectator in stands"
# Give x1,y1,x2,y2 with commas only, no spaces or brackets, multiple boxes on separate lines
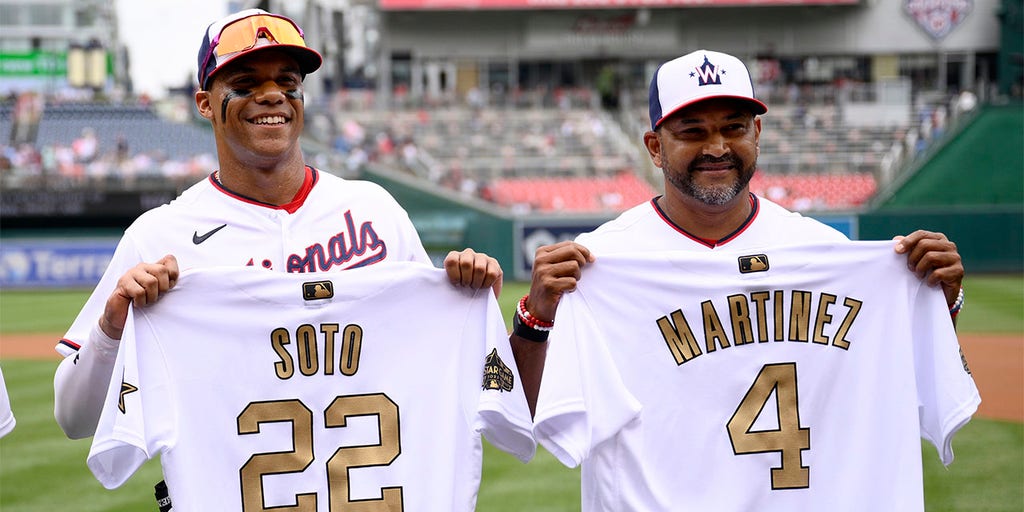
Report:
71,127,98,164
53,8,509,445
956,89,978,115
508,49,969,511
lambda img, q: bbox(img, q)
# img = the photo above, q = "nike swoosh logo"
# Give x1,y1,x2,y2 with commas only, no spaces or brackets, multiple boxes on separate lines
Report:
193,224,228,244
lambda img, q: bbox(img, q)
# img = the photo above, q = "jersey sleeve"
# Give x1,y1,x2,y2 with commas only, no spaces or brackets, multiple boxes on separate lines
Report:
912,281,981,466
55,232,144,357
533,288,642,468
0,366,15,438
87,308,175,489
474,290,536,463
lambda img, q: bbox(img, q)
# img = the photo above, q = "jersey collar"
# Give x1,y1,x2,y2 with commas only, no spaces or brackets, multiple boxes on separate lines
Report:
651,193,759,249
208,166,318,214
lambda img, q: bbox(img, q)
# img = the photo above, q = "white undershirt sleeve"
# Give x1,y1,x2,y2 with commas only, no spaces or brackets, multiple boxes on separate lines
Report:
53,322,121,439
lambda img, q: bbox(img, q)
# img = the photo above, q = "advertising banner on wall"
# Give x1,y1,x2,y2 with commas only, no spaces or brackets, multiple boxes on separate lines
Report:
0,239,116,289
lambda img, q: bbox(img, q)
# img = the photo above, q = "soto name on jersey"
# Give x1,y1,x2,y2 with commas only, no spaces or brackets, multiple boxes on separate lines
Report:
271,323,364,378
656,288,863,365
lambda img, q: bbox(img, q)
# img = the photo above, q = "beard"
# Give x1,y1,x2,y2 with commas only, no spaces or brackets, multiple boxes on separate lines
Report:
664,154,756,206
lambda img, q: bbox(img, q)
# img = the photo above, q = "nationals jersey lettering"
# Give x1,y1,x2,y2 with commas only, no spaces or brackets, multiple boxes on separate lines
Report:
656,288,863,364
287,209,387,272
534,242,980,512
87,263,535,511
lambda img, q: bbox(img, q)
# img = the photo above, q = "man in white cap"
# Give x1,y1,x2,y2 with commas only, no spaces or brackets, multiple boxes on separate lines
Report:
509,50,976,510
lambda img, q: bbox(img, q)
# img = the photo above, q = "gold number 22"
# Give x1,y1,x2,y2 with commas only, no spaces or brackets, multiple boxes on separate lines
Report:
237,393,403,511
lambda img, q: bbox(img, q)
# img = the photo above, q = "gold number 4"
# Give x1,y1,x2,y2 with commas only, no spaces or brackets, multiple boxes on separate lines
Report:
237,394,404,511
726,363,810,490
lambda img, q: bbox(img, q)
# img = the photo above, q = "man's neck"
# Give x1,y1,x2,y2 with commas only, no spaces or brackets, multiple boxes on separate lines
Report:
216,152,307,206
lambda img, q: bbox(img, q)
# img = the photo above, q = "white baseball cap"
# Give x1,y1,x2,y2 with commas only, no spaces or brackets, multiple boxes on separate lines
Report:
648,50,768,130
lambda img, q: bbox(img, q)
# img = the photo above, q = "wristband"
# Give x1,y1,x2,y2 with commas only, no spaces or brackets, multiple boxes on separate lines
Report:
513,309,550,343
949,287,965,318
517,295,554,329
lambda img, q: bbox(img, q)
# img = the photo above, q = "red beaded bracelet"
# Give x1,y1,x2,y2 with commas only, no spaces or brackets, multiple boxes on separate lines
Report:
518,295,554,330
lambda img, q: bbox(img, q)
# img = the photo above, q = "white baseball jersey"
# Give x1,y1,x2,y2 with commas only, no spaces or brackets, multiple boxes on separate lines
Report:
0,366,15,438
576,194,848,254
87,263,535,511
534,242,980,511
57,167,430,357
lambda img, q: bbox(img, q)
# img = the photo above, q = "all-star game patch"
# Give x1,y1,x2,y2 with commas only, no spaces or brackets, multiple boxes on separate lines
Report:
483,348,514,392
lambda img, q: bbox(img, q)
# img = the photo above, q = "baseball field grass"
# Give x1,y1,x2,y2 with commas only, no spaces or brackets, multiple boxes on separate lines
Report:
0,274,1021,511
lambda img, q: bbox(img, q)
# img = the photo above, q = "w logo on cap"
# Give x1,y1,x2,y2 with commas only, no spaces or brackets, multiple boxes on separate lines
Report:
692,55,724,86
648,49,767,130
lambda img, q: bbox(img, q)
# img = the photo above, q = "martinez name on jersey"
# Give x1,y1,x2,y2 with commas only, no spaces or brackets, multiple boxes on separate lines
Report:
656,287,863,365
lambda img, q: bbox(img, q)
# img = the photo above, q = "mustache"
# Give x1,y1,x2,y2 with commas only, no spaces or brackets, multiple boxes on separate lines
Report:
689,154,746,170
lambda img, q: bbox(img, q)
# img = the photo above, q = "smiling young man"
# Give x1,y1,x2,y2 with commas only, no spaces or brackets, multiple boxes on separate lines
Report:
54,9,505,439
510,50,977,511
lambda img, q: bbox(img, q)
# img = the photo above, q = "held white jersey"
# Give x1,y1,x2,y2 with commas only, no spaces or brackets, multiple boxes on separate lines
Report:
534,241,980,512
576,195,848,254
0,366,15,438
57,168,430,357
87,263,535,511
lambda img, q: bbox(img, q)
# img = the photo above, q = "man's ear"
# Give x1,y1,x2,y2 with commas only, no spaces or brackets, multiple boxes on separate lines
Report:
643,130,663,169
195,90,214,121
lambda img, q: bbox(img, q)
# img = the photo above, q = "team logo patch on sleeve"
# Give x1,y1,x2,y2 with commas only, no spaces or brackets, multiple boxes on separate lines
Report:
738,254,770,273
482,348,514,392
302,280,334,300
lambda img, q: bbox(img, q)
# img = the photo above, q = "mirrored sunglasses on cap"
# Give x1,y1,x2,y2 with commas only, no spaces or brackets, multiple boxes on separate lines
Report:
212,13,306,58
199,12,318,89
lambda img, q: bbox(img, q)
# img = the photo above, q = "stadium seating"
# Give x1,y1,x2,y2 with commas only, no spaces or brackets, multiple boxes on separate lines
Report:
488,172,657,213
3,83,939,214
749,171,877,211
1,101,215,161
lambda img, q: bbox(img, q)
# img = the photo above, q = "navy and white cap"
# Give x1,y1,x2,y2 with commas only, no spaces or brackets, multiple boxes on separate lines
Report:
648,50,768,130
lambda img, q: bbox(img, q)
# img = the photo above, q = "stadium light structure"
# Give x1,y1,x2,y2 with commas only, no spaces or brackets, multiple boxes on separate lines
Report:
66,39,107,90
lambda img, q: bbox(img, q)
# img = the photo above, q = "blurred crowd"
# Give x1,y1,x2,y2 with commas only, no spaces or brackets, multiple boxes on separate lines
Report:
1,81,980,211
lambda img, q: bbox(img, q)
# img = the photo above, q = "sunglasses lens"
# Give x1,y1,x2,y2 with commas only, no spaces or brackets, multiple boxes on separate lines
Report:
214,15,306,57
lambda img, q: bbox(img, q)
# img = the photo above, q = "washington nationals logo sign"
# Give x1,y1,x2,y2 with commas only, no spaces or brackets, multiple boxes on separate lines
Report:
904,0,973,40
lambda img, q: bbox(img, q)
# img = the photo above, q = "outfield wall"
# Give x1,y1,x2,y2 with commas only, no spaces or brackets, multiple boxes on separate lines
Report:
859,207,1023,273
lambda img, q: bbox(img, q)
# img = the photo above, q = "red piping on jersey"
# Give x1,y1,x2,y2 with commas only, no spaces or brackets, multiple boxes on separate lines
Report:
651,193,759,249
208,166,318,214
58,338,81,351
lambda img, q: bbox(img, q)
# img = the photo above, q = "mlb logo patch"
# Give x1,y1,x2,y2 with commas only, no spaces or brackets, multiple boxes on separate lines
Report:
738,254,770,274
302,280,334,300
904,0,972,40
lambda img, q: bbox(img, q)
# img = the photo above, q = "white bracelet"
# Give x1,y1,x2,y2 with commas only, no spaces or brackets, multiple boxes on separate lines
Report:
949,287,965,315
